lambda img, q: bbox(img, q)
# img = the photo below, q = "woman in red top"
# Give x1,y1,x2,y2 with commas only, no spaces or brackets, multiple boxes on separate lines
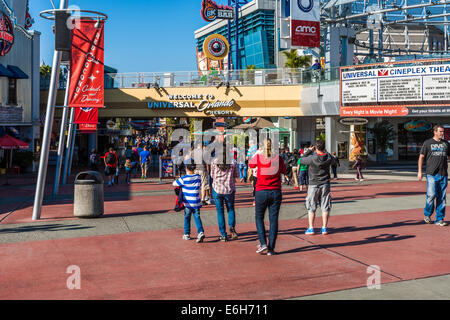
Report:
249,139,286,256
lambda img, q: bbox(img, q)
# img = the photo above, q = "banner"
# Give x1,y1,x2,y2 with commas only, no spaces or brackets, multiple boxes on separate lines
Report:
291,0,320,47
74,107,98,124
79,123,97,133
69,20,104,108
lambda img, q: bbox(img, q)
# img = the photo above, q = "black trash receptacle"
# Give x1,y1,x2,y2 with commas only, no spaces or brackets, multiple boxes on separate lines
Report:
74,171,104,218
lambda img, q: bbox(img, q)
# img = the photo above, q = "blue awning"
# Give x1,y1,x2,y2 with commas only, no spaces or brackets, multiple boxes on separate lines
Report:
7,65,29,79
0,64,15,77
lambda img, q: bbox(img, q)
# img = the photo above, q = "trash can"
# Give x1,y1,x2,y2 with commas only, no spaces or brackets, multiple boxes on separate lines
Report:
74,171,104,218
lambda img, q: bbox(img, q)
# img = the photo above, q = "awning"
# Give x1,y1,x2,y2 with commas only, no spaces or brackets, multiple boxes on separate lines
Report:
0,64,15,77
7,65,29,79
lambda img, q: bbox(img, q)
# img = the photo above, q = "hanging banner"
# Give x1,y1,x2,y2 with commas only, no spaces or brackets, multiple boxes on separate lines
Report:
79,123,97,133
69,19,104,108
74,107,98,124
291,0,320,48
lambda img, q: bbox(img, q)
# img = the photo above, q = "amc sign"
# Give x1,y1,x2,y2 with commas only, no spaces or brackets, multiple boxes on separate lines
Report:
291,20,320,48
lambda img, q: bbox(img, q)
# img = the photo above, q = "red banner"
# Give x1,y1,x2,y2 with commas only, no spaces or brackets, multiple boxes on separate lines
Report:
74,107,98,124
291,20,320,48
341,107,409,117
69,20,104,108
79,123,97,131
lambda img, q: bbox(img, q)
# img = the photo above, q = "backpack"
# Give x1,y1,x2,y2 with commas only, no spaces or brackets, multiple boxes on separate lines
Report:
106,152,116,165
90,154,99,166
174,187,185,212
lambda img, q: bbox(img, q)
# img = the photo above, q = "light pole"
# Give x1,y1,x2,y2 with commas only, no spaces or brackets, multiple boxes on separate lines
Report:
32,0,70,220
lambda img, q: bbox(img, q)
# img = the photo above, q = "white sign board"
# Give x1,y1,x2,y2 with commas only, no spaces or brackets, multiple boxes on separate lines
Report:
341,64,450,105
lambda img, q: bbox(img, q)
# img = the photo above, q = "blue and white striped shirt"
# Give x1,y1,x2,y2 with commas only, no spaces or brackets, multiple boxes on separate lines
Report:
172,174,202,209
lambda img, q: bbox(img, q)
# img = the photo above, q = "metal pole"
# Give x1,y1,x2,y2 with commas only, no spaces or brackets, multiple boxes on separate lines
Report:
53,69,70,195
227,0,232,77
234,1,240,70
32,0,69,220
62,107,74,185
68,124,77,177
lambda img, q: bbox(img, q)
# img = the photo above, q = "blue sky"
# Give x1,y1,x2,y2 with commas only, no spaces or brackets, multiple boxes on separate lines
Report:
29,0,219,73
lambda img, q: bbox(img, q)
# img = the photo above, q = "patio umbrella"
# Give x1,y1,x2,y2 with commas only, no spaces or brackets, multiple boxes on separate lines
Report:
0,135,29,186
233,117,275,130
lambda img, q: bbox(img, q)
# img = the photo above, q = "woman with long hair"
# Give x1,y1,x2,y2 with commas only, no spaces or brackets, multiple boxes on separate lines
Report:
249,139,286,256
210,144,240,241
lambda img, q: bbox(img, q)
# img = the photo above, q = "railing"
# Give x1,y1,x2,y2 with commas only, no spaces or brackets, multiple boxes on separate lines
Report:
40,67,342,90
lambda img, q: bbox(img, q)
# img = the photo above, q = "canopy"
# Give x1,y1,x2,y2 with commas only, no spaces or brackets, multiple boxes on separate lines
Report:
233,117,275,130
0,134,29,150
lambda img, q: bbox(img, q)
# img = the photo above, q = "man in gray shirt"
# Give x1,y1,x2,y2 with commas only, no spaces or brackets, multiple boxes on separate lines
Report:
299,140,335,235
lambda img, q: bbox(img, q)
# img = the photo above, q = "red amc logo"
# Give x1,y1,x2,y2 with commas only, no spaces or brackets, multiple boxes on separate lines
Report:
378,69,389,77
291,20,320,47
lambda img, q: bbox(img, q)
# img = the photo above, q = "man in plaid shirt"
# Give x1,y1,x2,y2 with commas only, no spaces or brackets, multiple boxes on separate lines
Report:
210,156,240,241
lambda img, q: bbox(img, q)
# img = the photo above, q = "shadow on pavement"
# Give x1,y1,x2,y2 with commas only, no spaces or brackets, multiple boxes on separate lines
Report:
277,233,415,255
0,223,94,234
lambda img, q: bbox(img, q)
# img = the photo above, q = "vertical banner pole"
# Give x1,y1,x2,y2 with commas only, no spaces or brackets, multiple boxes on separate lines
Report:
53,70,70,195
68,124,77,176
62,107,75,185
32,0,68,220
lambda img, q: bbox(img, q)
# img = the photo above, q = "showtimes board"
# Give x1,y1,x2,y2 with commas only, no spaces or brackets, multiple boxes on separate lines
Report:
340,63,450,117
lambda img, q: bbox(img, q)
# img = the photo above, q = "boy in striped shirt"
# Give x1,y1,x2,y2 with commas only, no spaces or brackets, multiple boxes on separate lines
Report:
173,163,205,243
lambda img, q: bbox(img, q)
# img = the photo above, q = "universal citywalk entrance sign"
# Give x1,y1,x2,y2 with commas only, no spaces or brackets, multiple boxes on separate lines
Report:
147,93,237,116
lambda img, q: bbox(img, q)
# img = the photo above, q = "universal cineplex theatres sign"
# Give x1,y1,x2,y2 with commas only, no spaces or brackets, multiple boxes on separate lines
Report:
340,62,450,116
147,94,236,115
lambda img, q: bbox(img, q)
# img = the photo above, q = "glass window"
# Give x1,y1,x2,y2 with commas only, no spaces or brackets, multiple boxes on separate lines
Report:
8,78,17,105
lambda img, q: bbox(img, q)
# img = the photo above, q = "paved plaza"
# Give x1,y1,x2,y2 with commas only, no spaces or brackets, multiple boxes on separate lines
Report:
0,170,449,300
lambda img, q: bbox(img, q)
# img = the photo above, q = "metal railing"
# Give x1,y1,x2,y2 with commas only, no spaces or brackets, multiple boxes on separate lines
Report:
40,67,342,90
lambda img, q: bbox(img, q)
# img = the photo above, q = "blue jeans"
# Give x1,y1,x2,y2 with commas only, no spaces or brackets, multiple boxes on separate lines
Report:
239,164,248,182
184,207,204,235
255,189,282,251
212,189,236,237
425,174,448,222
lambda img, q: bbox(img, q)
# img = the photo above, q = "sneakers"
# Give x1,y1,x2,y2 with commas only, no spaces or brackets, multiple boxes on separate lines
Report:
424,216,433,224
196,232,205,243
435,220,449,227
182,234,190,240
305,228,315,235
218,235,228,242
267,250,276,256
321,227,328,235
208,198,214,205
230,227,239,240
256,245,268,254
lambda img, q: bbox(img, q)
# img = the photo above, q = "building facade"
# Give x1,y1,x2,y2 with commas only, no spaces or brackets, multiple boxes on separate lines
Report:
0,0,40,170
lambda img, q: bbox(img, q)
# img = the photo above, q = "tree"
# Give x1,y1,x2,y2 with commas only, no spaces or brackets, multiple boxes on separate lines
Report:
282,50,312,69
40,64,52,77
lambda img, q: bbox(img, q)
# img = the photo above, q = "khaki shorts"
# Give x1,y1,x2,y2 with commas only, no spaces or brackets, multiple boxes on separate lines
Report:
306,184,332,213
195,170,210,191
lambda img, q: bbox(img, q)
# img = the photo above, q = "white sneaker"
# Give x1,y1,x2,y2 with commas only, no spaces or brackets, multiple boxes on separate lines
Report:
360,179,364,181
196,232,205,243
182,234,190,240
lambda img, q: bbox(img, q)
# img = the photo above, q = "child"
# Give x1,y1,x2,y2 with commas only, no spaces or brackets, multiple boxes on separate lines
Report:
125,158,132,185
172,163,205,243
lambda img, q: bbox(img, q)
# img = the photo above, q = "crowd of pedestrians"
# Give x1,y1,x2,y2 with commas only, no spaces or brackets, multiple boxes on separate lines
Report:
87,125,450,255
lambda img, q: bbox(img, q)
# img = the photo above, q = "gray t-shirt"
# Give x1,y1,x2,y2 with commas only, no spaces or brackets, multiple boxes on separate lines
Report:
420,138,450,176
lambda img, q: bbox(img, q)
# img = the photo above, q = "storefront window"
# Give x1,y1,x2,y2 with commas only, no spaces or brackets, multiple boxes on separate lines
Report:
398,121,433,161
8,78,17,105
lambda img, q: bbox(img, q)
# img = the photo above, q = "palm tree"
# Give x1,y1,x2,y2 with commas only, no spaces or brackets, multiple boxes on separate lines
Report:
282,50,312,69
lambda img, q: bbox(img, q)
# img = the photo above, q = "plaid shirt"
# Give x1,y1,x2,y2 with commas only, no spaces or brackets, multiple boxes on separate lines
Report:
211,158,239,194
